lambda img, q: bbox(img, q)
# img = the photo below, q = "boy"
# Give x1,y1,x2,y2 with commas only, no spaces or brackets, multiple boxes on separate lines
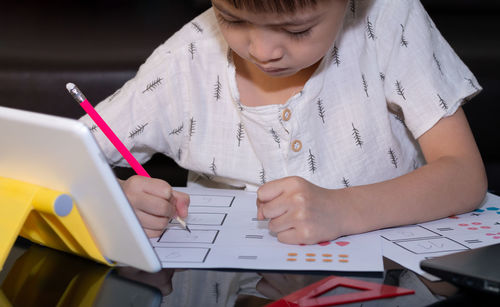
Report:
81,0,487,244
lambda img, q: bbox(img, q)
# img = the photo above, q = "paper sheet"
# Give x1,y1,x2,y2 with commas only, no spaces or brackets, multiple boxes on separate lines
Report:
378,192,500,280
150,187,383,272
150,187,500,278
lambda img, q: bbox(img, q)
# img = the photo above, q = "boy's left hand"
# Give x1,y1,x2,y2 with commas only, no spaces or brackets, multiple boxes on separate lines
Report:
256,176,350,245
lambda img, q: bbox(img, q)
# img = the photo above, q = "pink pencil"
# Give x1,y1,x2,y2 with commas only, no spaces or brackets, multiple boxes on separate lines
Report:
66,82,190,232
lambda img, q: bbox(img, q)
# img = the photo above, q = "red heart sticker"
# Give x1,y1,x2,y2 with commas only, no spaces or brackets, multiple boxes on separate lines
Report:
335,241,350,247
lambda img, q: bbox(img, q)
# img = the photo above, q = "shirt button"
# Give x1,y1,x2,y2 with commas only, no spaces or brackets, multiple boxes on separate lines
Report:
282,108,291,121
291,140,302,152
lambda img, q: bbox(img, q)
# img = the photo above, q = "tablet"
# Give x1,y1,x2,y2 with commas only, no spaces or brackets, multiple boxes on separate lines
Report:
0,106,161,272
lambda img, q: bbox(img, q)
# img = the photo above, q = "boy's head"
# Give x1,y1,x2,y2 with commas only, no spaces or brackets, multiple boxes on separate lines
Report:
212,0,348,78
219,0,323,14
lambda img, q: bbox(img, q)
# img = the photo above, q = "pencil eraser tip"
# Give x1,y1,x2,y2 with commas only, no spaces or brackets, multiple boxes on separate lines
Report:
66,83,75,91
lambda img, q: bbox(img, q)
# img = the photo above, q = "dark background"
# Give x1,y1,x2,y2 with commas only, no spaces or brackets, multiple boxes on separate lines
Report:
1,0,499,192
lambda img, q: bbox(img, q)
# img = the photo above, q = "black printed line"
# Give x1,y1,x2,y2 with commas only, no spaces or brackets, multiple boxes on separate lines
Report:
169,123,184,135
307,149,317,174
142,77,163,94
400,24,408,47
129,123,149,138
366,17,376,40
191,22,203,33
317,98,326,123
188,42,196,60
331,45,340,66
395,80,406,100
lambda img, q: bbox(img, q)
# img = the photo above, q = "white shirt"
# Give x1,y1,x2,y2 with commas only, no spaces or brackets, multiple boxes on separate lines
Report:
81,0,481,191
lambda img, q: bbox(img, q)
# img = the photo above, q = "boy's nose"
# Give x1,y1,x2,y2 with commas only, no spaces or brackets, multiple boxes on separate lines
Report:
248,29,284,63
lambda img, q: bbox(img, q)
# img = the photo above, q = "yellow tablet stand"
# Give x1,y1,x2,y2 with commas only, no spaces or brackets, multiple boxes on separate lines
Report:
0,176,111,271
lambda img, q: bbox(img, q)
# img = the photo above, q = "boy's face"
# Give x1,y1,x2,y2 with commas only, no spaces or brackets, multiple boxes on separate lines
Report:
212,0,348,78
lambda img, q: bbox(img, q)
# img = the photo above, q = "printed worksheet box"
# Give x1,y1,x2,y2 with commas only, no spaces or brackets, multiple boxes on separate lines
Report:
155,247,210,263
189,194,235,207
159,229,219,244
394,237,468,254
381,225,440,241
170,212,227,226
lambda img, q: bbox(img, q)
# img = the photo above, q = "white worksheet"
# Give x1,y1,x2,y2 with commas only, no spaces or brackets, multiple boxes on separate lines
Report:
378,192,500,280
150,187,383,272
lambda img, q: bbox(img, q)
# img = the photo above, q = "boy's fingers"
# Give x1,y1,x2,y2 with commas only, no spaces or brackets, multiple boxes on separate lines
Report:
141,177,174,200
172,190,190,218
276,228,299,244
135,192,175,217
260,200,288,220
267,213,293,233
135,210,170,232
257,202,265,220
257,179,285,203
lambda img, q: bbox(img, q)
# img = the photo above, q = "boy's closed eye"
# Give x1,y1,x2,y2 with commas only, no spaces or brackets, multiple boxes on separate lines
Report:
215,11,314,40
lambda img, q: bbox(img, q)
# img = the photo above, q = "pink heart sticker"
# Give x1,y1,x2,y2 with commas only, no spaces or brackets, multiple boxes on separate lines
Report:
335,241,350,247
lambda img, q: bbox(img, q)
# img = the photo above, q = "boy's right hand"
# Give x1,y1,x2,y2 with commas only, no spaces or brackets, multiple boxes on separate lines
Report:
118,175,190,238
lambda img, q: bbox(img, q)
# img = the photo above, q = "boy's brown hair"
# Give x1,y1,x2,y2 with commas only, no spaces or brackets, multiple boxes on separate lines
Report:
219,0,325,13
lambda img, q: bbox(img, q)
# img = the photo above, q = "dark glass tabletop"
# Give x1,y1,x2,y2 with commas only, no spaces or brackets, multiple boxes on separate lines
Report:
1,237,495,307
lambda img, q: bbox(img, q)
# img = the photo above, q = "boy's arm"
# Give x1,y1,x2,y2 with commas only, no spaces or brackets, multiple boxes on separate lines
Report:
343,106,487,234
257,107,487,244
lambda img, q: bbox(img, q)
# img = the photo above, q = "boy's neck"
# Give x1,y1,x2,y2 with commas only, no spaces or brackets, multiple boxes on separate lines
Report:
233,52,320,107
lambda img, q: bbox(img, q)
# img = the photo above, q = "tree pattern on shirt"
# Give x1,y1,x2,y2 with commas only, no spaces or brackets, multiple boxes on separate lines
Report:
108,89,121,102
270,128,281,148
349,0,356,18
330,45,340,66
362,73,369,97
142,77,163,94
437,94,448,110
379,72,385,81
129,123,149,138
189,117,196,141
395,80,406,100
388,148,398,168
214,75,222,101
342,177,350,188
89,124,98,133
400,24,408,47
210,157,217,176
236,100,244,111
178,148,182,161
169,123,184,135
394,113,407,129
236,122,244,146
188,42,196,60
277,113,289,134
366,17,376,40
191,22,203,33
465,78,480,91
307,149,317,174
352,123,363,147
226,49,233,67
433,53,443,75
259,167,266,184
317,98,326,123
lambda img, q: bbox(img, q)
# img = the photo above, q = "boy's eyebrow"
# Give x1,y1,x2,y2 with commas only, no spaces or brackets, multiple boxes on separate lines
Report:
212,1,322,26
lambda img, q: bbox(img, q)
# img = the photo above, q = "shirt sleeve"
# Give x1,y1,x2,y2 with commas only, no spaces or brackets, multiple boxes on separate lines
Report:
376,0,482,139
78,38,188,167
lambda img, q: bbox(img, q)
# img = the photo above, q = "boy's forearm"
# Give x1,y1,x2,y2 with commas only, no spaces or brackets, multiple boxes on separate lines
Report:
342,155,487,235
